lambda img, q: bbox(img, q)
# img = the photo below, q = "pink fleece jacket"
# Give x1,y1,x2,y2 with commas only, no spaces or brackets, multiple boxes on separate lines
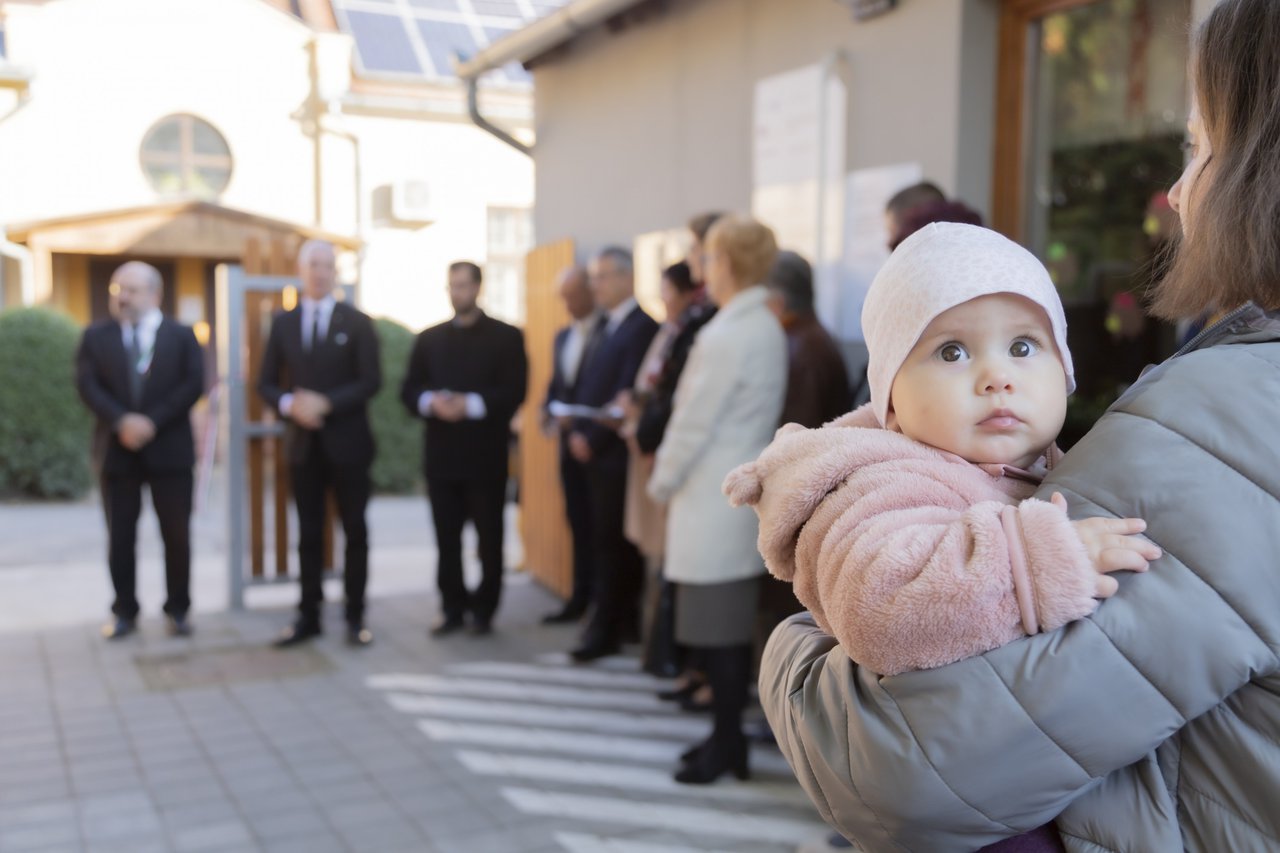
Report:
723,405,1098,676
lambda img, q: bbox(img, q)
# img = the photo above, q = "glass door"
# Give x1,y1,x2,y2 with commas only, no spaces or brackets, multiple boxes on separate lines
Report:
995,0,1191,444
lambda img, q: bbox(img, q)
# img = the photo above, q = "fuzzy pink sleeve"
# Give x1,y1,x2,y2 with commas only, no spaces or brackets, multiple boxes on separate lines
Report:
1005,498,1099,633
793,470,1041,676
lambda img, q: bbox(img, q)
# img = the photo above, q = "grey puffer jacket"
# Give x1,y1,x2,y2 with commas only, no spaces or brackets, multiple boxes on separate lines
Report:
760,305,1280,852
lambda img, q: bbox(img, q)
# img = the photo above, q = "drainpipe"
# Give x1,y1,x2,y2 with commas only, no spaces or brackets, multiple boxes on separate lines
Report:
452,0,643,156
464,76,530,157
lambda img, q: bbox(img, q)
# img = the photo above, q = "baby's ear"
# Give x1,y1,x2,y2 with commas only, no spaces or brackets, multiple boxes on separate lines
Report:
722,462,764,507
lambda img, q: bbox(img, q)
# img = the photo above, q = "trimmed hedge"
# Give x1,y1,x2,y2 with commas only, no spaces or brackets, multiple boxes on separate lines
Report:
0,307,93,499
369,317,422,494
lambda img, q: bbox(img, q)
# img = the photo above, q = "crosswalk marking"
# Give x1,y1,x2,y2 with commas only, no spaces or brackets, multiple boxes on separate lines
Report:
555,831,738,853
367,672,670,710
534,651,643,672
386,692,711,739
415,718,794,774
447,660,676,692
455,750,811,806
503,787,825,844
369,657,823,852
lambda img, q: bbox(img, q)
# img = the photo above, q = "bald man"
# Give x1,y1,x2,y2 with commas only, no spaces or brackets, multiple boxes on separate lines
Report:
258,240,382,647
540,264,601,624
76,261,205,640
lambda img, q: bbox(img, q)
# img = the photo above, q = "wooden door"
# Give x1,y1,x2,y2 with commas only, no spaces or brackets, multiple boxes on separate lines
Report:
519,239,575,597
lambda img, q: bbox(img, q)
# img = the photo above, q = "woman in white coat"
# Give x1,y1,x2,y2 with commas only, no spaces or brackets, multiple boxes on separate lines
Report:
648,215,787,784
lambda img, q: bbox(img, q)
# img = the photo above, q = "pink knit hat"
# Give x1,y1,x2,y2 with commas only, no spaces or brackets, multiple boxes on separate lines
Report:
862,222,1075,427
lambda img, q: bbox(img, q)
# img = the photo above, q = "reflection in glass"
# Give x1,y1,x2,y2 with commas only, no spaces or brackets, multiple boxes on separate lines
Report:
1023,0,1190,444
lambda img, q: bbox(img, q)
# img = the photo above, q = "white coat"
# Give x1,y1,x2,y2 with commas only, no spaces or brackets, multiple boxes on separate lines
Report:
648,286,787,585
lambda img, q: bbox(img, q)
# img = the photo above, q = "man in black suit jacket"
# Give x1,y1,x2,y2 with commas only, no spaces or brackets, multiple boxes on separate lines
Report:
75,261,204,640
540,264,601,624
401,261,528,637
258,240,382,647
567,247,659,662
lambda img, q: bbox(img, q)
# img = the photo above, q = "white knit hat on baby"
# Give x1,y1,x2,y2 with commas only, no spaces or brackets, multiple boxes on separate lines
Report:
861,222,1076,427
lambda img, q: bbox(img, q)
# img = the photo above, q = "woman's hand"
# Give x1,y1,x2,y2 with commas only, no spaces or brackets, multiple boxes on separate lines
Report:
1052,493,1162,597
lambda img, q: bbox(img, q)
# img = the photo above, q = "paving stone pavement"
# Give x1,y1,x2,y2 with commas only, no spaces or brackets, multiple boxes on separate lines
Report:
0,495,829,853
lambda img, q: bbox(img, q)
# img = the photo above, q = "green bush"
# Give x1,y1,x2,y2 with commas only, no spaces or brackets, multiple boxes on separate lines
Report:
369,317,422,494
0,307,93,499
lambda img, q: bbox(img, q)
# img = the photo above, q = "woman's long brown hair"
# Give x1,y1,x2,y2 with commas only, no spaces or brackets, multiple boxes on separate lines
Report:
1150,0,1280,320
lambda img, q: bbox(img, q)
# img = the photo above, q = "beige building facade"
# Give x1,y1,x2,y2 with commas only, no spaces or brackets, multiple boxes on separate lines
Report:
463,0,1217,428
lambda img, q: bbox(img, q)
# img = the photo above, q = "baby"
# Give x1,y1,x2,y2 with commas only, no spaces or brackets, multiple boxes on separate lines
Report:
724,223,1159,675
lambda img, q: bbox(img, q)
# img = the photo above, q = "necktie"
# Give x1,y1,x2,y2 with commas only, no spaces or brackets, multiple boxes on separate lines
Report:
126,326,144,407
307,306,321,353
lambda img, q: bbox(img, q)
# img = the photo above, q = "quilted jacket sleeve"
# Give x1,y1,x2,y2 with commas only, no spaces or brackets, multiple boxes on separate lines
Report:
759,347,1280,851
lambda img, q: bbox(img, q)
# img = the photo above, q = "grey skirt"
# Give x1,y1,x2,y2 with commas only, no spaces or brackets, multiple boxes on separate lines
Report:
675,575,762,648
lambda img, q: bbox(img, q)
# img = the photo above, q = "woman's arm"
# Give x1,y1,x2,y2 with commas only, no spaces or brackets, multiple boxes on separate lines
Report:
758,365,1280,850
648,330,738,502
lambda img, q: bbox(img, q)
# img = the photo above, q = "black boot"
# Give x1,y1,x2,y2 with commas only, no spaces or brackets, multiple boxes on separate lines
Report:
673,644,752,785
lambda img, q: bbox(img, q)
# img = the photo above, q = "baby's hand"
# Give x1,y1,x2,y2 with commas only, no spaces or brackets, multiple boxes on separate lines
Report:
1051,493,1162,598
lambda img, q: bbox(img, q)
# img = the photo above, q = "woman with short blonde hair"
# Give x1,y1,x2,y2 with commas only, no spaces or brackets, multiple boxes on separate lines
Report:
649,214,787,785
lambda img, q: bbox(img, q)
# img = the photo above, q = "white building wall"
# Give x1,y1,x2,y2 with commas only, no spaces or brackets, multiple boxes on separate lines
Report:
0,0,538,332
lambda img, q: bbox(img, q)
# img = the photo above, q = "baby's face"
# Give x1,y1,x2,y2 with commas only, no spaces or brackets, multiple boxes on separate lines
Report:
886,293,1067,469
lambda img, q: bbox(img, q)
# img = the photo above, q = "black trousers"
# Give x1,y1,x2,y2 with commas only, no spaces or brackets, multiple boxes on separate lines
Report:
105,469,192,620
559,449,595,612
427,476,507,622
291,445,370,627
581,452,645,647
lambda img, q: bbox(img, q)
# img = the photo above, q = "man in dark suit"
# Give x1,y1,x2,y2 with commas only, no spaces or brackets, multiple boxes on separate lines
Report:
75,261,204,640
568,247,659,662
540,264,601,624
258,240,382,647
402,261,528,637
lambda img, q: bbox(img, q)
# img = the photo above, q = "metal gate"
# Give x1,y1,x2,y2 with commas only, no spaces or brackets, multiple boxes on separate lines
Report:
215,264,340,609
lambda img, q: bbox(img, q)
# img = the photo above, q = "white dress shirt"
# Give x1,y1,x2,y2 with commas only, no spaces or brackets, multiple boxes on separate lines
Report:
560,313,601,387
279,296,337,417
122,308,163,375
605,296,638,336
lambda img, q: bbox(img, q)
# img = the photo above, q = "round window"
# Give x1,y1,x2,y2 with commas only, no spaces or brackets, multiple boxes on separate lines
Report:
140,114,233,199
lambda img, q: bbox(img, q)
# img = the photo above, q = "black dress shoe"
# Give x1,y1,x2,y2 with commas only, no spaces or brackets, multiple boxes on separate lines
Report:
569,641,620,663
429,615,466,638
102,617,137,641
674,735,749,785
346,624,374,647
273,622,321,648
469,618,493,637
541,605,585,625
165,614,193,637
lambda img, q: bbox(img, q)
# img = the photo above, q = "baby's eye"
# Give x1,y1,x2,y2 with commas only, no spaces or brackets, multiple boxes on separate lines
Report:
939,343,968,363
1009,338,1039,358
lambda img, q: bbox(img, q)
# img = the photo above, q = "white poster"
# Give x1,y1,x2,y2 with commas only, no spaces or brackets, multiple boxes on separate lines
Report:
838,162,923,342
751,61,846,332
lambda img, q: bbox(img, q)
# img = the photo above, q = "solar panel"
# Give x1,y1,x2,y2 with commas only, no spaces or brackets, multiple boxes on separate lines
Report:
471,0,524,20
331,0,570,84
407,0,461,10
416,18,478,79
344,9,423,76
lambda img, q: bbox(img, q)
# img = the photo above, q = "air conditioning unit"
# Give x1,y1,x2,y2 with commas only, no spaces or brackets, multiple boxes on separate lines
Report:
372,180,436,227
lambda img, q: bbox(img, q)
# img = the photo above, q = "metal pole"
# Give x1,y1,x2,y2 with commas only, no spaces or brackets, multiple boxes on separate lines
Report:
217,264,247,611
